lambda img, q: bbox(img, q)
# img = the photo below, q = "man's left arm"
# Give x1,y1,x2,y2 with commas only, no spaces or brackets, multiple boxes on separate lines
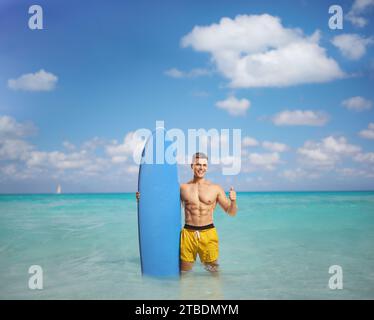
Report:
217,186,238,216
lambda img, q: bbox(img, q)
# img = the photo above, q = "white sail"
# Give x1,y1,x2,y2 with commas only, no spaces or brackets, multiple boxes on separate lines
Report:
56,184,62,194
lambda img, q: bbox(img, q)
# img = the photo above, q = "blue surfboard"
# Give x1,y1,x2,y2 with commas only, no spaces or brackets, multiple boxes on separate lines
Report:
137,127,181,277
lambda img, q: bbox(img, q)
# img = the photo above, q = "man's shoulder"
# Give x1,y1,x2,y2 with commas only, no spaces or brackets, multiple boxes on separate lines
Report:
211,183,224,192
180,182,192,189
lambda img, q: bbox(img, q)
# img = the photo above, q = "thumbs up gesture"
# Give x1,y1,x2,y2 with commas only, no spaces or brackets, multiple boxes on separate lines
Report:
229,186,236,201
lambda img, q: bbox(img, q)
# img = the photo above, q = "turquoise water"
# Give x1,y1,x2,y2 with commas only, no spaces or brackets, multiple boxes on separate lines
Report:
1,192,374,299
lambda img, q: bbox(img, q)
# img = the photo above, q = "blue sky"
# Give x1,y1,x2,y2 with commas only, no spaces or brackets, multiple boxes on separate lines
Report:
0,0,374,193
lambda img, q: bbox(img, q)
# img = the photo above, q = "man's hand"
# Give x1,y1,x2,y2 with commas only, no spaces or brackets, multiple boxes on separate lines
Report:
217,185,237,216
136,192,140,202
229,186,236,202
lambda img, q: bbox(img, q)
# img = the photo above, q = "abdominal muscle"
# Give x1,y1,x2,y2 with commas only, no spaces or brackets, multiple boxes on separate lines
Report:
183,201,215,226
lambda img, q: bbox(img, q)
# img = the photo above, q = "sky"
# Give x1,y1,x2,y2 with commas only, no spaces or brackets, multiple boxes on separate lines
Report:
0,0,374,193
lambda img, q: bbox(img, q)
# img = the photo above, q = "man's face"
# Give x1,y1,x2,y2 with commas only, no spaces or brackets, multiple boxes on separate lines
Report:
191,158,208,178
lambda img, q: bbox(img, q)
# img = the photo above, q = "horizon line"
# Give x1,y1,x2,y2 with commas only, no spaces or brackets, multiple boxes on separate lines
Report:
1,189,374,196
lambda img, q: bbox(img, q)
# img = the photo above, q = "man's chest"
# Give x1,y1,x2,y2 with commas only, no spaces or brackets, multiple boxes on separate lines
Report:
182,185,217,205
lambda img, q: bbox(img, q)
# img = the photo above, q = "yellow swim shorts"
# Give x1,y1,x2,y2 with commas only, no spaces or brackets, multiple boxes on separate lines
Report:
180,224,219,263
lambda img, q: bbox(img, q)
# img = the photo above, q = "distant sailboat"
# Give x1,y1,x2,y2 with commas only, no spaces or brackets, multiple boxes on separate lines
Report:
56,184,62,194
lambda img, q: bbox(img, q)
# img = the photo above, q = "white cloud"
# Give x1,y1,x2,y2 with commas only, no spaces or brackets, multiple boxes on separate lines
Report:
298,146,334,166
262,141,289,152
337,167,374,179
280,168,320,181
1,164,17,177
242,136,259,147
0,115,36,162
272,110,329,126
26,150,91,170
352,0,374,13
0,115,36,138
0,114,152,188
19,135,115,174
62,141,76,151
0,139,34,161
331,34,374,60
0,163,38,181
8,69,58,92
165,68,184,78
81,137,106,151
215,96,250,116
346,15,368,28
164,67,210,78
49,151,91,170
359,123,374,139
181,14,344,88
106,131,147,164
297,136,361,168
80,158,111,176
346,0,374,27
323,136,361,154
336,167,358,176
280,169,300,180
248,152,280,170
354,152,374,164
342,96,373,111
3,113,374,190
24,148,114,179
125,165,139,174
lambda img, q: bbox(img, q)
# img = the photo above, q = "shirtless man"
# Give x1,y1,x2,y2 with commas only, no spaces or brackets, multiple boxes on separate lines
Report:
136,152,237,273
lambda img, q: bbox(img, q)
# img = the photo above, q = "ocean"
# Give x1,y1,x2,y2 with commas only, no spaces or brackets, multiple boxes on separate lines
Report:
1,192,373,299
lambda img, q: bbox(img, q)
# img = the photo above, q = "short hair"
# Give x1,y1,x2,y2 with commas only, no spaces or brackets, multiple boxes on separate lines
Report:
192,152,208,163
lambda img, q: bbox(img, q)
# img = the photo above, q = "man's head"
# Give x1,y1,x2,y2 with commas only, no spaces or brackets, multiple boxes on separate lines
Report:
191,152,208,178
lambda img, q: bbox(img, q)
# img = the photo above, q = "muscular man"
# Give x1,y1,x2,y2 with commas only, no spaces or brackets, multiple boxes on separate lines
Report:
136,152,237,273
